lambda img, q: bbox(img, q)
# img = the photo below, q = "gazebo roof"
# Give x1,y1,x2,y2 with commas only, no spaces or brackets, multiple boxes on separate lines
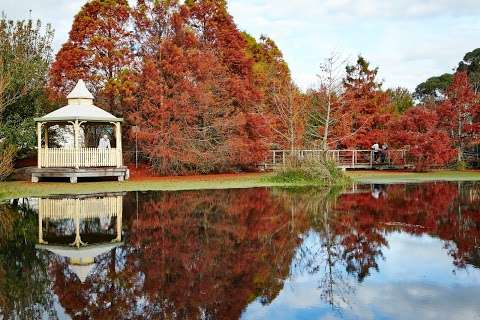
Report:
35,80,123,123
36,242,123,283
66,79,94,100
36,242,123,260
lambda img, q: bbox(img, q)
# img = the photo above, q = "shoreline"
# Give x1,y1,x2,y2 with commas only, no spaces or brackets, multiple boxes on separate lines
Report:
1,170,480,201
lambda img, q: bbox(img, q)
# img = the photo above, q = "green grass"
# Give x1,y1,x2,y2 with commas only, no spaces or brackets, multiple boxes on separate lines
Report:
0,170,479,201
348,170,480,184
0,173,327,201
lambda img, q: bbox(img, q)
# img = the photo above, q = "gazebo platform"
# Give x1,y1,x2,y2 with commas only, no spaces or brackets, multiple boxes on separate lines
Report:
31,166,129,183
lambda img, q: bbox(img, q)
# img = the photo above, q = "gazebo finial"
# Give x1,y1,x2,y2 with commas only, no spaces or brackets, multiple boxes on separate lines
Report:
66,79,94,105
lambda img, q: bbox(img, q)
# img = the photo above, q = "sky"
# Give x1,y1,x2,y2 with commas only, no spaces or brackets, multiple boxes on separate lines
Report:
2,0,480,90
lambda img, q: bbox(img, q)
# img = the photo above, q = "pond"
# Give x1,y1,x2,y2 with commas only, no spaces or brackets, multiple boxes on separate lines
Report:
0,182,479,319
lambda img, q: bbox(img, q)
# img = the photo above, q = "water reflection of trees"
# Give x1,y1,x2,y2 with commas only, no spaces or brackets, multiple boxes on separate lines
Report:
0,200,54,319
333,183,480,270
282,182,480,312
1,182,479,319
47,189,308,319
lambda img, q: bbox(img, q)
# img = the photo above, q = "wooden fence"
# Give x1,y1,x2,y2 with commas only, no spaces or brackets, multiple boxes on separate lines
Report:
267,149,409,169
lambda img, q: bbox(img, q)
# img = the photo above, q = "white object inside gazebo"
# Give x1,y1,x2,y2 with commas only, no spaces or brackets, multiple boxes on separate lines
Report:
32,80,129,183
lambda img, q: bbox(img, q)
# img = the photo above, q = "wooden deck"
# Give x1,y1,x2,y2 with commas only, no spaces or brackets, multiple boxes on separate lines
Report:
31,166,129,183
263,149,413,170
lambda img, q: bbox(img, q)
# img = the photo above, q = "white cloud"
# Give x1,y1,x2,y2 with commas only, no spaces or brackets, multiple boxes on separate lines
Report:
229,0,480,90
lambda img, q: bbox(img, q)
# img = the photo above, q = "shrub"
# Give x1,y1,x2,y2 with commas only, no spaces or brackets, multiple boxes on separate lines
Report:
0,144,16,181
267,154,350,186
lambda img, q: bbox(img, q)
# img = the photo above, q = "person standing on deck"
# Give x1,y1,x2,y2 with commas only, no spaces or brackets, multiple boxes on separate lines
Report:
381,143,389,163
371,142,380,162
98,135,111,149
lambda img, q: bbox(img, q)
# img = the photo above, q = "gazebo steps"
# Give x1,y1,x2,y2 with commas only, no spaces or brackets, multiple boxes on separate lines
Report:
31,166,129,183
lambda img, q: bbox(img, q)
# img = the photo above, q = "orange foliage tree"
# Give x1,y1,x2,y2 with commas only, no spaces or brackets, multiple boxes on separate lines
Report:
387,107,457,170
48,0,132,113
332,56,391,149
48,0,272,174
123,0,270,174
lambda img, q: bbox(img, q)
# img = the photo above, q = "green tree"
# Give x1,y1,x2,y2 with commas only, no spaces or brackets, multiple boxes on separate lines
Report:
387,87,414,114
0,15,53,158
458,48,480,94
414,73,453,102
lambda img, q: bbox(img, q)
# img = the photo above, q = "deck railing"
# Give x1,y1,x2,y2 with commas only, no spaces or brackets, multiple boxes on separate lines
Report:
39,148,119,168
268,149,408,169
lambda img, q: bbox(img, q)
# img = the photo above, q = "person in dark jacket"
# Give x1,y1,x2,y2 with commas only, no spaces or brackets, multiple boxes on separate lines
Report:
380,143,389,163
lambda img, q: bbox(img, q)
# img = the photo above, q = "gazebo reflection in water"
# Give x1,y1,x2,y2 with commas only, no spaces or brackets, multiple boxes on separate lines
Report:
35,193,124,282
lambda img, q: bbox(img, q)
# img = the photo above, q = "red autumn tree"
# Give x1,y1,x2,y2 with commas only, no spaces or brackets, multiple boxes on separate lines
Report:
48,0,132,114
387,107,456,170
332,56,391,149
185,0,271,163
437,71,480,162
124,0,270,174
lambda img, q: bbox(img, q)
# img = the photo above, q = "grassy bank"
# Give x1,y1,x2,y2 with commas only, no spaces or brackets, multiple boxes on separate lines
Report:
1,170,480,201
349,170,480,184
0,173,312,201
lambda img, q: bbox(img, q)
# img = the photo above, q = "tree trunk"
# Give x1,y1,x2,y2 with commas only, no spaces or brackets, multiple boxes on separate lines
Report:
458,112,463,162
322,93,331,151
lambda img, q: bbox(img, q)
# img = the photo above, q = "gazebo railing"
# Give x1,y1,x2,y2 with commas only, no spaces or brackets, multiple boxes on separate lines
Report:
39,148,119,168
39,196,122,220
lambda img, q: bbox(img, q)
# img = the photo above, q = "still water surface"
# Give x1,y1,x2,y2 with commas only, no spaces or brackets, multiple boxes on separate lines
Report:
0,182,479,319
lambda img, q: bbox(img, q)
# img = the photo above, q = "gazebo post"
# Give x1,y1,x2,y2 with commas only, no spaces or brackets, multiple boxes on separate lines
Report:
115,195,122,242
37,122,43,169
74,119,80,170
71,199,84,247
44,125,49,149
115,122,123,169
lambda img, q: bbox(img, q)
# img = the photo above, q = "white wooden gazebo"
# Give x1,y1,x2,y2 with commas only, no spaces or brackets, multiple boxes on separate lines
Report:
32,80,129,183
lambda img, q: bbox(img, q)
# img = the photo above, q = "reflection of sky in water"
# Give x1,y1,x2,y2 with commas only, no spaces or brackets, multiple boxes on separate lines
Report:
242,232,480,320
